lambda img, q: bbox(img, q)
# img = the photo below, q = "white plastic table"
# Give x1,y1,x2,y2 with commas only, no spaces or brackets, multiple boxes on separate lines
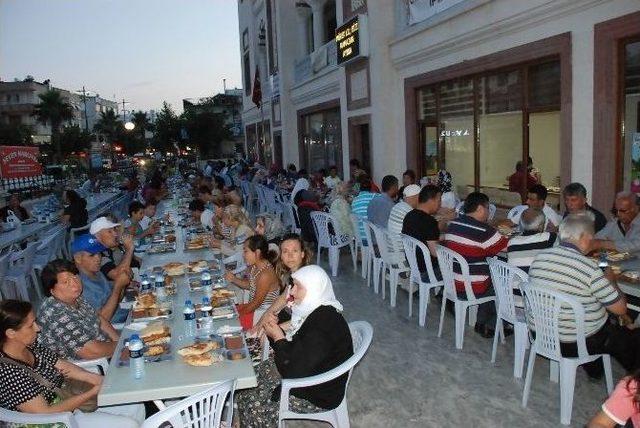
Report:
0,192,122,249
97,208,257,407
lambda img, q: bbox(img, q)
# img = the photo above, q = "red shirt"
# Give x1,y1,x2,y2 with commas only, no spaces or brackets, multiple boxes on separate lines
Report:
508,170,537,193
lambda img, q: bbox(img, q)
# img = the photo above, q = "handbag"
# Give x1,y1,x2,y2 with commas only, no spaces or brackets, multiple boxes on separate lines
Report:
0,356,98,412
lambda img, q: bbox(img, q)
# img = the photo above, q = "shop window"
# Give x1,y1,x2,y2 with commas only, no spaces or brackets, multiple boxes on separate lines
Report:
440,79,474,194
529,61,561,110
622,39,640,192
301,108,342,173
479,70,523,191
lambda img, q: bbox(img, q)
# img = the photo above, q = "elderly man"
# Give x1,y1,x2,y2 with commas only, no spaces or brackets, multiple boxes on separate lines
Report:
592,191,640,253
528,214,629,378
507,208,557,273
563,182,607,233
508,184,561,231
90,216,137,281
367,175,399,228
445,192,509,338
72,234,130,323
387,183,421,262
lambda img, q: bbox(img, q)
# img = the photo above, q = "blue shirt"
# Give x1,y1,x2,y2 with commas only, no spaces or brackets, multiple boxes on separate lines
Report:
351,191,377,241
367,193,395,228
80,271,128,324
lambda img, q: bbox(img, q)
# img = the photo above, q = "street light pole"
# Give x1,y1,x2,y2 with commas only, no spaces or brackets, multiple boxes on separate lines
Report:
81,86,89,131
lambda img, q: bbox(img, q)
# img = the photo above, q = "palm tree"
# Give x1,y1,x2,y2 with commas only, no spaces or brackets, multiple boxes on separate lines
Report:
93,108,122,144
32,89,74,162
131,111,151,141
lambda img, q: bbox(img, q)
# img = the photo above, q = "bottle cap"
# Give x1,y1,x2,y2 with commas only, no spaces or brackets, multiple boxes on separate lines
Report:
130,334,140,341
185,299,192,305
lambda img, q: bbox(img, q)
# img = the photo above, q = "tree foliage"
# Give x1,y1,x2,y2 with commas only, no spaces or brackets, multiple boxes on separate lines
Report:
152,102,181,154
93,108,122,144
59,124,93,155
180,98,233,157
0,122,34,146
32,89,74,162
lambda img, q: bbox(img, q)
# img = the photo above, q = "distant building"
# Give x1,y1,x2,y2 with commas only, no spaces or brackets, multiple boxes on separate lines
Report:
0,79,115,144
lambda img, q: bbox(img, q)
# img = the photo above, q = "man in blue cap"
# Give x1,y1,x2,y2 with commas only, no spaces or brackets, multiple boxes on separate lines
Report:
71,233,130,323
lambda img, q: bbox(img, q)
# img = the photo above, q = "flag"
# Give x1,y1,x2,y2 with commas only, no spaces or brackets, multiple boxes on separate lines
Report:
251,66,262,108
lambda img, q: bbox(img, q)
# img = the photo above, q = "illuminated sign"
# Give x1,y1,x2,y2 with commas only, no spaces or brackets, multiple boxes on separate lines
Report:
335,15,368,65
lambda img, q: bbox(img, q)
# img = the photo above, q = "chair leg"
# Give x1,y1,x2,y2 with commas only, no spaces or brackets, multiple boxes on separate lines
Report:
408,280,414,319
316,247,322,265
418,283,427,327
513,323,528,379
491,316,501,364
550,360,559,383
350,242,357,272
602,354,614,394
360,248,368,279
522,351,537,408
559,359,577,425
329,247,339,277
372,262,380,294
454,302,466,350
468,305,477,327
334,403,350,428
381,267,387,301
437,296,447,338
390,272,398,308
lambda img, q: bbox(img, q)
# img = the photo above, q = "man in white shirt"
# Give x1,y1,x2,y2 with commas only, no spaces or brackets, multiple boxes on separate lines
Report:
139,199,158,230
507,184,561,231
188,199,214,230
323,165,342,189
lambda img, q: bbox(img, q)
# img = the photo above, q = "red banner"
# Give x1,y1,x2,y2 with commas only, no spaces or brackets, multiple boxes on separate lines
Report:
0,146,42,178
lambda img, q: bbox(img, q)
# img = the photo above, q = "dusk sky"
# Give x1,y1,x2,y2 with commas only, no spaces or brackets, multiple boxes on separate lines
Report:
0,0,242,114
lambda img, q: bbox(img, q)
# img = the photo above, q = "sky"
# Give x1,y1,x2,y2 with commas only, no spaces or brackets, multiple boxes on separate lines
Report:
0,0,242,114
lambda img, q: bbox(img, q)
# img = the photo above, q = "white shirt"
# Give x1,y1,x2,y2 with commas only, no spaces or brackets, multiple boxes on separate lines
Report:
508,204,561,228
324,176,342,189
441,191,459,210
139,216,152,230
200,209,214,230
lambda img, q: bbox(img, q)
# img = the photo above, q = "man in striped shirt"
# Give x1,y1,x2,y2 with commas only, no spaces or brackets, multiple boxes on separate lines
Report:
351,174,378,243
444,192,509,338
528,213,628,378
507,208,557,273
387,184,421,265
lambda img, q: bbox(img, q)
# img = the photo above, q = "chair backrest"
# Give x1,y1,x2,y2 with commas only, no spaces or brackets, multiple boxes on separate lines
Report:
487,257,529,323
141,379,236,428
361,220,380,258
0,407,79,428
507,205,525,224
521,282,589,361
11,241,39,271
435,245,476,300
350,214,366,247
35,230,60,260
310,211,339,247
369,223,393,265
401,234,438,284
282,202,300,233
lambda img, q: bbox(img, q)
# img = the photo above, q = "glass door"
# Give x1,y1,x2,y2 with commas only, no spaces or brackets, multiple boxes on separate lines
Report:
621,38,640,193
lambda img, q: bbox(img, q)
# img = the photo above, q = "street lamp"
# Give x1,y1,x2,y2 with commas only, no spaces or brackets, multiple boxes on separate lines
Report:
124,121,135,131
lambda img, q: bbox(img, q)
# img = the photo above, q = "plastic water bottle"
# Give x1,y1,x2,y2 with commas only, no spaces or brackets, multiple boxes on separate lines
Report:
200,297,213,334
129,334,145,379
140,279,151,293
183,300,196,337
155,274,166,301
201,271,212,295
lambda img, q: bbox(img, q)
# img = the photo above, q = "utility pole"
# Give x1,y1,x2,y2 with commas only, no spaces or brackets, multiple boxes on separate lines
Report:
81,86,89,131
122,98,127,122
223,78,227,93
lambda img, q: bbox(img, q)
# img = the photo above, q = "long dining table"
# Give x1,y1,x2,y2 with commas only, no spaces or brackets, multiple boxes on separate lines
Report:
0,191,123,250
97,202,257,407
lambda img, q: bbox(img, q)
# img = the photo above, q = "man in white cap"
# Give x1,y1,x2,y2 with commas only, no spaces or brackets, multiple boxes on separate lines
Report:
90,216,137,281
387,183,421,264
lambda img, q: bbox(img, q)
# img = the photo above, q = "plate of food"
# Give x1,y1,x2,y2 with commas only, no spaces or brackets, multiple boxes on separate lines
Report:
164,262,186,276
619,270,640,284
132,295,173,321
178,341,225,367
605,251,635,262
185,237,208,251
187,260,210,274
147,242,177,254
210,305,237,320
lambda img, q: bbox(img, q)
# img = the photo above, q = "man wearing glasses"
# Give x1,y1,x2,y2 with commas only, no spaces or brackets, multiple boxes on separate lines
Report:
592,191,640,253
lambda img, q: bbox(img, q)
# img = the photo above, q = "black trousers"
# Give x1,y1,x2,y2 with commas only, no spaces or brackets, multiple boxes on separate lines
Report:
559,323,610,378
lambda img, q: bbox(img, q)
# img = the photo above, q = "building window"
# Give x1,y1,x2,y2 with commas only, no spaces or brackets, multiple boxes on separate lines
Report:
622,38,640,192
306,13,314,54
323,1,337,45
242,29,251,96
266,0,278,74
416,59,561,204
300,107,342,173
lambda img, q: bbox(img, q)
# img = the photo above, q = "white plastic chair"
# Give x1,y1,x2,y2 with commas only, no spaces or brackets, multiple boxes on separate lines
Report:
141,380,236,428
0,252,11,300
362,220,383,293
5,241,39,302
369,223,409,307
350,214,369,280
255,185,268,214
310,211,354,277
31,229,65,297
278,321,373,428
282,202,300,234
487,257,529,378
0,407,79,428
72,357,110,375
401,234,443,325
435,245,496,350
520,283,614,425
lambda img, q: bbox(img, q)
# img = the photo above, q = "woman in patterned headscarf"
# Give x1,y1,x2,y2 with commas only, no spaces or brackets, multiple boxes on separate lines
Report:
437,169,459,210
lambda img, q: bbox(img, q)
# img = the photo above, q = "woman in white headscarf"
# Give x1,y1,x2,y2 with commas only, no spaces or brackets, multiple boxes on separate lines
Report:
290,177,309,204
236,265,353,428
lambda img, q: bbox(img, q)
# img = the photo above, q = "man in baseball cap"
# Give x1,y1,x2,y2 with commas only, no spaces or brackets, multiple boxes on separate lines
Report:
71,234,129,323
90,216,138,281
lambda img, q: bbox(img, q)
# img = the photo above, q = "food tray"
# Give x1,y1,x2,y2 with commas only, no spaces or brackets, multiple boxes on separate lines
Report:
188,276,228,292
210,305,237,320
194,333,225,350
605,251,636,262
146,242,177,254
117,343,173,366
226,349,249,361
131,307,173,322
619,270,640,284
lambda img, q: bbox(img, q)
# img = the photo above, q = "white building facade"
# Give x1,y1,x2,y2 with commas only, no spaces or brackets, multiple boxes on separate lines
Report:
238,0,640,213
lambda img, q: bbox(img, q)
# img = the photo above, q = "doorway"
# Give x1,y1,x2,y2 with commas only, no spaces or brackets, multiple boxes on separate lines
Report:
348,115,372,176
